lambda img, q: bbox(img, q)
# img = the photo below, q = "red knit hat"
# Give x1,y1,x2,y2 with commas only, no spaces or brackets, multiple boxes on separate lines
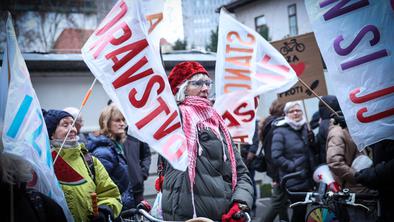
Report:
168,61,209,95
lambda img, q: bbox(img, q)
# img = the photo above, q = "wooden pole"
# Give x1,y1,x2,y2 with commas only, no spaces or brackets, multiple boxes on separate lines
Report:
53,78,97,165
297,78,339,117
301,99,311,131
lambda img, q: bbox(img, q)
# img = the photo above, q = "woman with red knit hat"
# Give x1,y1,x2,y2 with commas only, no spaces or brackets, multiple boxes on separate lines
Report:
157,61,254,221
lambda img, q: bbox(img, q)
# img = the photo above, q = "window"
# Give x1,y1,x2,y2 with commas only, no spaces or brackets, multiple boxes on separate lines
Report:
288,4,298,36
255,15,270,40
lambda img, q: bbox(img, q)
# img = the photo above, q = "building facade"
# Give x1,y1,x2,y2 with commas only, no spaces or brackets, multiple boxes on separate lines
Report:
222,0,313,41
182,0,233,50
221,0,336,119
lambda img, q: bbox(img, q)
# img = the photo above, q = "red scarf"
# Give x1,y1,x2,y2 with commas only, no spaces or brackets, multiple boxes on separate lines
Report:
179,96,237,193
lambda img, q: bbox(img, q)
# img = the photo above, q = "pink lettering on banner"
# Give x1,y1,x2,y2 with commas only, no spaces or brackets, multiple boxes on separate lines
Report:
222,111,241,127
319,0,369,21
350,86,394,123
349,86,394,103
162,134,186,161
261,55,290,73
90,22,131,59
96,1,127,36
112,57,153,90
357,107,394,123
232,135,248,143
106,39,149,72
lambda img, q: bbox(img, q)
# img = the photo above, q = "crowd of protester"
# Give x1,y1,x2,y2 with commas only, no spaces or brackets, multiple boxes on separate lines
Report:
2,61,393,222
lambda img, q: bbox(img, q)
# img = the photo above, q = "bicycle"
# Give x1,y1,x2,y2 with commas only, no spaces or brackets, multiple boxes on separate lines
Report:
119,202,252,222
280,171,378,222
280,38,305,55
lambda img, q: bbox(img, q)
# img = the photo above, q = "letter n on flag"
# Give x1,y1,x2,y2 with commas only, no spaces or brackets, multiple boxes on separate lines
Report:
1,13,72,221
214,9,298,144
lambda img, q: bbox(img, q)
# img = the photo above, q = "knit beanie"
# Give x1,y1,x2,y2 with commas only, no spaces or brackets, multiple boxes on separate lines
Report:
168,61,209,95
42,109,73,138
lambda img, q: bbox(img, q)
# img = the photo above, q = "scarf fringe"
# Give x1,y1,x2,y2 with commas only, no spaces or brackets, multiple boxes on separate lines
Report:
179,96,238,217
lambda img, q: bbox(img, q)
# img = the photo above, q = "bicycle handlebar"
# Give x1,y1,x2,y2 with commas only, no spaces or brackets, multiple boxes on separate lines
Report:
280,171,310,197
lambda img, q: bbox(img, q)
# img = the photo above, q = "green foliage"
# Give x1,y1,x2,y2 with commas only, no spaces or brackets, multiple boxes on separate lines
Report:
259,183,272,198
173,39,187,50
206,27,218,52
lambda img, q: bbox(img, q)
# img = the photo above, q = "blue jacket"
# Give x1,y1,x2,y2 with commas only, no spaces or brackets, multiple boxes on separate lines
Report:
87,134,135,210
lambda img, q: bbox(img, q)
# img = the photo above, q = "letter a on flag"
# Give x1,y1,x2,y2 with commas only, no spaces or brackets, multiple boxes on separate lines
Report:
1,13,72,221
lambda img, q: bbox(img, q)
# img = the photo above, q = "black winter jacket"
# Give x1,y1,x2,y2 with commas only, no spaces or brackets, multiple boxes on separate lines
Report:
271,121,315,191
161,128,254,221
355,140,394,222
123,135,151,195
2,182,67,222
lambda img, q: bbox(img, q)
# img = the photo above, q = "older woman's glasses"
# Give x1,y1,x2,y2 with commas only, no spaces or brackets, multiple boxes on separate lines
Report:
288,109,303,114
189,80,213,88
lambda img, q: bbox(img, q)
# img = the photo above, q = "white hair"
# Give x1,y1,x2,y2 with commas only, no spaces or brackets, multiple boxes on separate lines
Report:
0,152,32,184
175,73,209,103
63,107,82,121
283,101,303,114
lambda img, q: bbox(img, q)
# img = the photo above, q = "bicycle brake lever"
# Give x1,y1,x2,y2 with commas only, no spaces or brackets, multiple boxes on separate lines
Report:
290,200,313,208
347,202,371,212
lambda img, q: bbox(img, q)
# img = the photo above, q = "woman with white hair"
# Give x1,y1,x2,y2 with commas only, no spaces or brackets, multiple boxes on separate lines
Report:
271,101,316,222
156,61,254,221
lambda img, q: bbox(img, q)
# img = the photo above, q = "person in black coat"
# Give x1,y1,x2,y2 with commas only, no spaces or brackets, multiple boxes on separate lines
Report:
122,133,151,203
0,150,67,222
355,140,394,222
316,95,341,164
271,101,316,222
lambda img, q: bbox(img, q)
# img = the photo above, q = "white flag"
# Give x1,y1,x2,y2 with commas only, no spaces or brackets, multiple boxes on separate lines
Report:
82,0,188,171
215,9,298,144
305,0,394,149
1,13,73,221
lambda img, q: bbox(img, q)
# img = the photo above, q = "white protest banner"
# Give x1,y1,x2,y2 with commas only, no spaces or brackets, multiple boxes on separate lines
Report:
82,0,188,171
1,14,73,221
305,0,394,149
214,9,298,143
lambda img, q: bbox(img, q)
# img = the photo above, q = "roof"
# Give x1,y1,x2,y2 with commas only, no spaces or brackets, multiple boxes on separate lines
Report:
217,0,257,12
0,50,217,72
52,28,94,53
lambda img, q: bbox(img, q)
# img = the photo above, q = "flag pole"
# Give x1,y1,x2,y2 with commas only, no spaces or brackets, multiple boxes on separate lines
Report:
53,78,97,165
301,99,311,131
297,78,339,117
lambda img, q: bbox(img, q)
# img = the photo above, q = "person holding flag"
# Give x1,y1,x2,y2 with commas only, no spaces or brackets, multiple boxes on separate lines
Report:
157,61,254,221
44,109,122,222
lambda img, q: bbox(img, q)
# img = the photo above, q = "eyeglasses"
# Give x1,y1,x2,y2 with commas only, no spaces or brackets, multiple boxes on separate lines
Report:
288,109,302,114
189,79,213,88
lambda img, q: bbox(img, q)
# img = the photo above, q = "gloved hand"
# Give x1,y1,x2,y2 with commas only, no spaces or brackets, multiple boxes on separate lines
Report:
307,130,315,144
355,165,380,189
222,203,246,222
137,199,152,212
90,205,113,222
331,111,347,129
155,175,164,192
90,211,107,222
